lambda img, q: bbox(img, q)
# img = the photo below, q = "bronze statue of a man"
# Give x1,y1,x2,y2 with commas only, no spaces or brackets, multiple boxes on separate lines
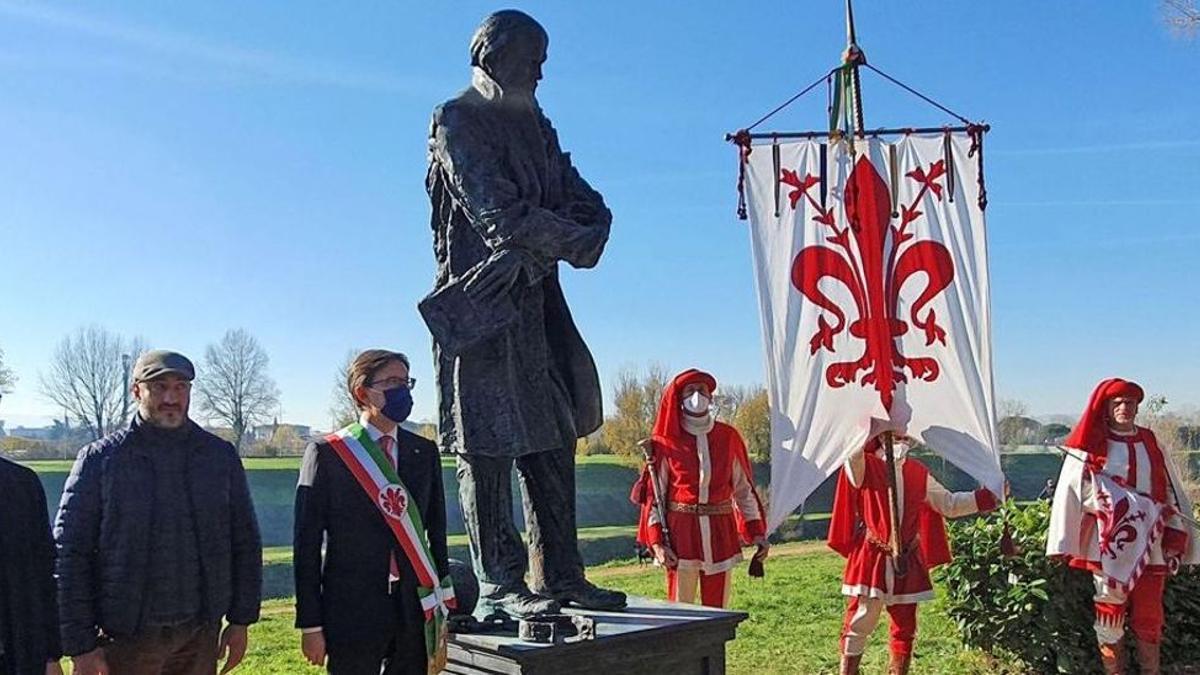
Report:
422,9,626,619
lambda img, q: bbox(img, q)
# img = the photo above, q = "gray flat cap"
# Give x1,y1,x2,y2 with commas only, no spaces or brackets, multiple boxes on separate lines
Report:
133,350,195,382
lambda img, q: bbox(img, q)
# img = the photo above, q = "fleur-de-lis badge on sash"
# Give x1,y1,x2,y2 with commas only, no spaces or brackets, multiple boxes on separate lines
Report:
378,485,409,520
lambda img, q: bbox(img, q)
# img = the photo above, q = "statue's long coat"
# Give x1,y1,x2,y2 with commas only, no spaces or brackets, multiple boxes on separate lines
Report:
425,82,609,458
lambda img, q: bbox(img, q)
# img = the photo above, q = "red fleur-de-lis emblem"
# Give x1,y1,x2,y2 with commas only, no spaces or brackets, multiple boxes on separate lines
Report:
788,156,955,410
1096,490,1146,560
378,485,408,521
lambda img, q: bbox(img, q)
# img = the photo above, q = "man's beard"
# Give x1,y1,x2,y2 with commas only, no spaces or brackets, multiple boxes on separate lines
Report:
146,406,187,428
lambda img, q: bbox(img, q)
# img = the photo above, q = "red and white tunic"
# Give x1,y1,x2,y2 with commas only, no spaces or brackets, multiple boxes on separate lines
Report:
828,450,996,604
639,419,765,574
1048,427,1198,571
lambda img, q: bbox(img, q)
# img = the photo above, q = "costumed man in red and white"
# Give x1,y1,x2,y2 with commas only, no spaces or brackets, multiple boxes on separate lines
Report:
1047,378,1198,675
829,430,1000,675
632,369,769,608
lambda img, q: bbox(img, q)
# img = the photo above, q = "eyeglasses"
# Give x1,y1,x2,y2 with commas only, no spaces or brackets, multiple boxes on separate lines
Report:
143,381,193,395
368,376,417,391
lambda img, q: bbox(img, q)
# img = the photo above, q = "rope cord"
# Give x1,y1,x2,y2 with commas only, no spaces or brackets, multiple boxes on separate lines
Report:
862,63,972,126
735,62,977,138
743,69,837,133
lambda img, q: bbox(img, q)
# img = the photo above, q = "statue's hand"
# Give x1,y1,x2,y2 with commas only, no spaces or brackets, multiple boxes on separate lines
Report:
465,250,524,303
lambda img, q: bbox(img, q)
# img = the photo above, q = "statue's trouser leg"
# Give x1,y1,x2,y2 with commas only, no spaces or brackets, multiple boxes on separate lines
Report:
515,446,586,592
456,454,528,601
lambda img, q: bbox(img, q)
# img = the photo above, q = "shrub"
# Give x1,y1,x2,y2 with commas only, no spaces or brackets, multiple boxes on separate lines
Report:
938,500,1200,673
576,433,612,456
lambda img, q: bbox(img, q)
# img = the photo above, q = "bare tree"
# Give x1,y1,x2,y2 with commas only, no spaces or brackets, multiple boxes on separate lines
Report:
329,349,360,430
1142,394,1200,503
0,346,15,401
998,398,1030,420
196,329,280,452
40,326,141,440
1164,0,1200,37
116,337,148,428
713,384,753,424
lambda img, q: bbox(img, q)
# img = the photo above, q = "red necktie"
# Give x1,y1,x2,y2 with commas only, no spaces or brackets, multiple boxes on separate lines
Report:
379,435,397,471
378,435,401,582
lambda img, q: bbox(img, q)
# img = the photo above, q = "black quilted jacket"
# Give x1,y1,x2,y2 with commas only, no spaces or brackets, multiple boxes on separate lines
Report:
53,416,262,656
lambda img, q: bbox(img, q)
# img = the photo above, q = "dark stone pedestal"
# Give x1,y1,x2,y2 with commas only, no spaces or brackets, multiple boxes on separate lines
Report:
446,596,747,674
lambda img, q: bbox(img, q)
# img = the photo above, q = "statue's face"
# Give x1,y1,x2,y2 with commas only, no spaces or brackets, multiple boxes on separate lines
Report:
488,32,546,95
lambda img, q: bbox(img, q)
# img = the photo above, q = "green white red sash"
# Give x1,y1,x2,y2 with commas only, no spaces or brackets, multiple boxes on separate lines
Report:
326,423,455,671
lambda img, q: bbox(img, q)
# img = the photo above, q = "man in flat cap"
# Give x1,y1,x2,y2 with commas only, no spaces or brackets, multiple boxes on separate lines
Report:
422,10,625,619
55,350,262,675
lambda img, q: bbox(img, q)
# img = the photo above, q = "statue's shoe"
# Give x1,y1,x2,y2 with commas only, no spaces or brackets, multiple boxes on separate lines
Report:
477,588,561,620
543,579,628,610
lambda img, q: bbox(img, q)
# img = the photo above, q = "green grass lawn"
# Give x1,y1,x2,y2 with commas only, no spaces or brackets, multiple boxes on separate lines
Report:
229,542,1016,675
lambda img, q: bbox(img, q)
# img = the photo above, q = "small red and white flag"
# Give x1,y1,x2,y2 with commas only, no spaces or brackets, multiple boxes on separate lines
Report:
1093,471,1168,591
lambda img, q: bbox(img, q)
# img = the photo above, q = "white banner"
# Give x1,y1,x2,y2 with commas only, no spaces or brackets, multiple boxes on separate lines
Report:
744,134,1002,531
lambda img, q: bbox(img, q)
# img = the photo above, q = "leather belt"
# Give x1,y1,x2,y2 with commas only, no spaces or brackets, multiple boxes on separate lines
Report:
865,528,918,555
669,500,733,515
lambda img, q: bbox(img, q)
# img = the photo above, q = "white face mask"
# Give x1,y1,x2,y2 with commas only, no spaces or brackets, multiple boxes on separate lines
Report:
876,439,913,460
682,391,711,416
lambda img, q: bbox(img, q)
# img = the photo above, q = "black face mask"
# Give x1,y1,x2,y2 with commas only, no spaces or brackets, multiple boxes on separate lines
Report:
380,386,413,425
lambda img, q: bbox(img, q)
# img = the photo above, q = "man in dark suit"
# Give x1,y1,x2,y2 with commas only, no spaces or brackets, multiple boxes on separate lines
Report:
294,349,451,674
0,457,62,675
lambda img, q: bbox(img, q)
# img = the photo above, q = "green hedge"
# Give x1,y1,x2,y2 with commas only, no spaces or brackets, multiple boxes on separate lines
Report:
937,500,1200,673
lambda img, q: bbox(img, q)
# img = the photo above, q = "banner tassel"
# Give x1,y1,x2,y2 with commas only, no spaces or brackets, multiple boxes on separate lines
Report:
967,124,989,211
772,137,781,217
819,142,829,209
888,143,900,218
733,130,752,220
943,130,955,203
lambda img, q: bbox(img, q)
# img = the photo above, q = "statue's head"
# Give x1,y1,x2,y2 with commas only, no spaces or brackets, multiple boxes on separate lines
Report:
470,10,548,95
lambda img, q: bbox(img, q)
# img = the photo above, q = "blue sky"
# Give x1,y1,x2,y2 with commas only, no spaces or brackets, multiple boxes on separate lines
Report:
1,1,1197,430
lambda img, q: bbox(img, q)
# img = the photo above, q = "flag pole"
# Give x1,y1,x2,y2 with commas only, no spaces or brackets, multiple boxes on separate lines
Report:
882,430,908,574
844,0,907,573
845,0,866,139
